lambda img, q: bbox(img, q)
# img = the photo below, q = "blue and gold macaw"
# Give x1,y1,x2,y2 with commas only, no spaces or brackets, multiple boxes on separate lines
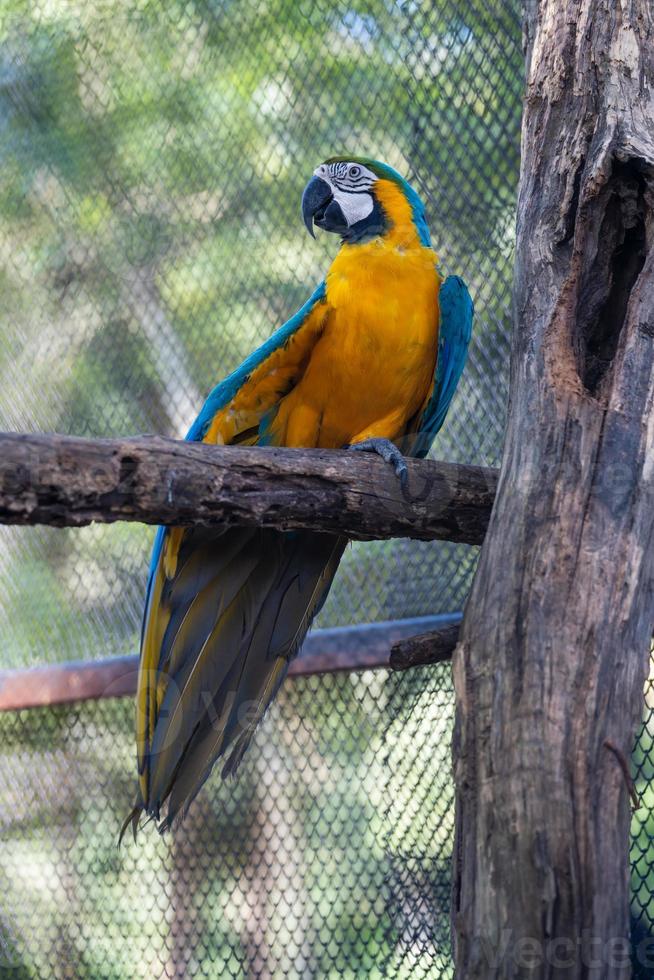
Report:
127,157,473,834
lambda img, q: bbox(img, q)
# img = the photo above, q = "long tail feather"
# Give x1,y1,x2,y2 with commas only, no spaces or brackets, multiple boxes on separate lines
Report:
138,527,345,829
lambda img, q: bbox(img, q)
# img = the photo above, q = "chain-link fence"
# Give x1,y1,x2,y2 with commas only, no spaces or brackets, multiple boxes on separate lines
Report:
0,0,521,671
1,0,651,976
0,666,455,978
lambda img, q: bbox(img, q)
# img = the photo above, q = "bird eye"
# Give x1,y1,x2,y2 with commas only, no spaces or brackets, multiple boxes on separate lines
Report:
349,165,361,178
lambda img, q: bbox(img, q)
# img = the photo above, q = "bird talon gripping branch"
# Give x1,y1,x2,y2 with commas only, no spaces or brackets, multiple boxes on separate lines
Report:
128,157,473,833
347,437,409,488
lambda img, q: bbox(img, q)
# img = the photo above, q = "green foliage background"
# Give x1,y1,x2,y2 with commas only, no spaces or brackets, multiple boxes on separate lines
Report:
0,0,521,671
14,2,654,978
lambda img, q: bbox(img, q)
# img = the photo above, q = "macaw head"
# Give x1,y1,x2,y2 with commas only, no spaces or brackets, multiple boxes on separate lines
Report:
301,157,431,246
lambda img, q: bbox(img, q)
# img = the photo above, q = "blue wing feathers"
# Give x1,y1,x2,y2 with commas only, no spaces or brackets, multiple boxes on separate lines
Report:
145,281,327,630
186,281,327,442
413,275,473,458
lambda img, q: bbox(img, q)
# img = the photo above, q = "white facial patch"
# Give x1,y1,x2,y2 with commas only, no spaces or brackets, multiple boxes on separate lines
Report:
331,187,374,226
314,161,378,228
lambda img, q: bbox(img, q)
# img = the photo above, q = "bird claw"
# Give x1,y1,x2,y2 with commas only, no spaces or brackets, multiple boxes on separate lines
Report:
347,438,408,488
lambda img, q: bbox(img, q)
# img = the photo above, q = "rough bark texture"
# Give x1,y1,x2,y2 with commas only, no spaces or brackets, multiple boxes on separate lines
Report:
452,1,654,976
390,622,461,670
0,432,496,544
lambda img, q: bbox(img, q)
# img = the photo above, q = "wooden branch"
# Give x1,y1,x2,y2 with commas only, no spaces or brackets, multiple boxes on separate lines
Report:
0,432,496,544
452,0,654,971
389,621,461,670
0,615,458,711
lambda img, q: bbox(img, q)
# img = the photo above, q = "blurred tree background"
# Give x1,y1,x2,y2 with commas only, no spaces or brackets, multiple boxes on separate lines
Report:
0,0,521,670
8,2,652,979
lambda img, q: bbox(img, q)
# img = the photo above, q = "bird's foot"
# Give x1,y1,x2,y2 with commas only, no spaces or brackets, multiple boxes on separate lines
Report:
347,438,408,488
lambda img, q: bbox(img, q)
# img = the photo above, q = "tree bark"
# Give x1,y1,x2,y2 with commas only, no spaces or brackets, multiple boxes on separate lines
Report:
390,622,461,670
0,432,495,544
452,1,654,976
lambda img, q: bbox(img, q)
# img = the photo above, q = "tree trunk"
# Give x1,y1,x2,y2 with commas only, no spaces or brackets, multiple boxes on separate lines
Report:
452,1,654,977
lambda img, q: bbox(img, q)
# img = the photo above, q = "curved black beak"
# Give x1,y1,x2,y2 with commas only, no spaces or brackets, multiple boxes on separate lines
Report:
301,176,333,238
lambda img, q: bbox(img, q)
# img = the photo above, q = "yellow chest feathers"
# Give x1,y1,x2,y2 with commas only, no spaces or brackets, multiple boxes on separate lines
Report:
288,231,440,448
325,176,440,354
